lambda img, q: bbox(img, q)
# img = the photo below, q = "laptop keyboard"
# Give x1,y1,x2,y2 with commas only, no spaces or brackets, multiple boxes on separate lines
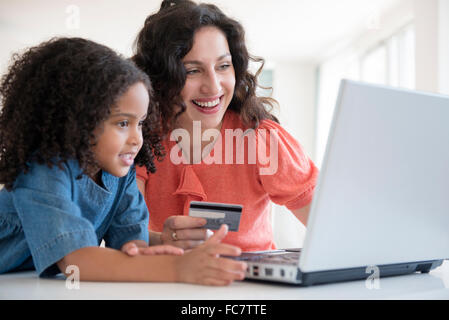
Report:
234,249,301,265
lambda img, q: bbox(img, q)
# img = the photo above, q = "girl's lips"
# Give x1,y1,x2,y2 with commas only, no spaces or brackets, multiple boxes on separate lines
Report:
119,153,135,166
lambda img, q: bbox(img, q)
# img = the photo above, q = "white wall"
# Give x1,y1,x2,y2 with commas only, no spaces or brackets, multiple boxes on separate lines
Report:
270,61,316,248
414,0,439,93
414,0,449,95
271,62,317,160
0,0,159,74
438,0,449,95
315,0,415,167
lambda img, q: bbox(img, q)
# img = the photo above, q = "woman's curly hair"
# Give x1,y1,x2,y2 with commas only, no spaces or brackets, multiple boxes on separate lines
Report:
0,37,164,191
132,0,279,134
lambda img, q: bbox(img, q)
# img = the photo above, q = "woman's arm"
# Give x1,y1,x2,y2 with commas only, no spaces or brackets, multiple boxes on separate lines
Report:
149,216,211,248
149,231,163,245
136,178,146,198
137,178,164,245
290,203,311,227
137,176,209,249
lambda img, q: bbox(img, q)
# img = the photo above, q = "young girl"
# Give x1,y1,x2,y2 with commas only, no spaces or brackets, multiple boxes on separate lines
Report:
133,0,319,251
0,37,246,285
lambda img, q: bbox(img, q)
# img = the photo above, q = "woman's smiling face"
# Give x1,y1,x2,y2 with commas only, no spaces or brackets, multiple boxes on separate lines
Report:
177,26,236,132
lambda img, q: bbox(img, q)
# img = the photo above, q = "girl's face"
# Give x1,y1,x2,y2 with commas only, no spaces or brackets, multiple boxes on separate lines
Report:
91,82,149,181
178,26,236,132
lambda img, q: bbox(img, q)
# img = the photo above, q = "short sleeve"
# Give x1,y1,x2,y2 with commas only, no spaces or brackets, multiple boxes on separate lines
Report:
136,165,148,183
12,162,98,277
256,120,319,210
103,168,149,249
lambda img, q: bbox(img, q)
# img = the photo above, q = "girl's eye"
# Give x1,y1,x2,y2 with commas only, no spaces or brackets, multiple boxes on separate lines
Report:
117,120,129,128
138,120,145,127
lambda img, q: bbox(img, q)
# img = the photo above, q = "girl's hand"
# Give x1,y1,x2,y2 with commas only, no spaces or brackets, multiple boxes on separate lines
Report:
121,240,184,256
174,224,247,286
161,215,212,250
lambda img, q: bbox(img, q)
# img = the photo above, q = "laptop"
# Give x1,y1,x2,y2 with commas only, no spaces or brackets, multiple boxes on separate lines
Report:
235,79,449,286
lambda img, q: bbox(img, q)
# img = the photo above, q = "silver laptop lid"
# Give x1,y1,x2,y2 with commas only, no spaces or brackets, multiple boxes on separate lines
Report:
300,80,449,273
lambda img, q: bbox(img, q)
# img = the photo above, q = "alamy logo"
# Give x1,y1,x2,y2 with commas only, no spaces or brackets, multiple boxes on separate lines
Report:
65,5,80,30
169,121,279,175
365,265,380,290
65,265,80,290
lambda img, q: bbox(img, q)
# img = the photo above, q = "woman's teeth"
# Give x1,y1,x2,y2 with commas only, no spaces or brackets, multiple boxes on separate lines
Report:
193,98,220,108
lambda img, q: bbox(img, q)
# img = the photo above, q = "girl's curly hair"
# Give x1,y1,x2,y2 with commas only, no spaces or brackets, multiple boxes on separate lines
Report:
0,37,164,191
132,0,279,134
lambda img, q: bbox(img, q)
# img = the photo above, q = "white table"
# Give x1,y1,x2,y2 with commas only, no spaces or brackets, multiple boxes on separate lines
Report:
1,261,448,300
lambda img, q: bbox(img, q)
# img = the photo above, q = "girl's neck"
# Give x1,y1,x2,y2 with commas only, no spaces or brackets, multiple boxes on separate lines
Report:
90,170,104,187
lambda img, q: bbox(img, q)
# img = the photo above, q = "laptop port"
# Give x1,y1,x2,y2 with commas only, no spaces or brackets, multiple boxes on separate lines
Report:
416,263,432,273
280,269,285,277
265,268,273,276
253,266,259,276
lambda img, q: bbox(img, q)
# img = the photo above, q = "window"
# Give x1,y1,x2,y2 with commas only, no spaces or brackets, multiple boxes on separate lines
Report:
361,45,387,85
257,69,274,98
315,23,415,167
362,24,415,89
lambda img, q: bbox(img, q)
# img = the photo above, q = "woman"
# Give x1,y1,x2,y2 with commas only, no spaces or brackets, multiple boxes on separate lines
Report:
133,0,319,251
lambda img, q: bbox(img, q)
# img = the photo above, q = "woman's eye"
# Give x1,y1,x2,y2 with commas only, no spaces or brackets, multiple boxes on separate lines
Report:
186,69,199,75
117,120,129,128
138,120,145,127
219,64,231,70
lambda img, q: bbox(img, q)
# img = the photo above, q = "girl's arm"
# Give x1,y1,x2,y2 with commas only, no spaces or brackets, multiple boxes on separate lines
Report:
121,239,184,256
57,246,178,282
57,225,247,285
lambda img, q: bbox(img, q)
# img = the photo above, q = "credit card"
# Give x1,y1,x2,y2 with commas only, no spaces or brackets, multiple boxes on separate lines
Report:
189,201,243,231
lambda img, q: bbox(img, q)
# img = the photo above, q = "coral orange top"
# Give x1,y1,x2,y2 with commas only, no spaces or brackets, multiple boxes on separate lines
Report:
136,110,319,251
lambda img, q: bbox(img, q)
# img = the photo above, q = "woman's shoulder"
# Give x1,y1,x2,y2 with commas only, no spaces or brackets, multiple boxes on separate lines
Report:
223,109,245,129
256,119,306,156
257,118,285,132
224,109,285,132
223,110,279,130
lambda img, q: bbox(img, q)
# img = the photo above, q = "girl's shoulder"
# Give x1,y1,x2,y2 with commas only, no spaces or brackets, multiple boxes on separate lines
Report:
13,158,82,191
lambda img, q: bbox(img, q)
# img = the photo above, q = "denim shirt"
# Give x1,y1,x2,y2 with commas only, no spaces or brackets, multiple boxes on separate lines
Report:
0,159,149,277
